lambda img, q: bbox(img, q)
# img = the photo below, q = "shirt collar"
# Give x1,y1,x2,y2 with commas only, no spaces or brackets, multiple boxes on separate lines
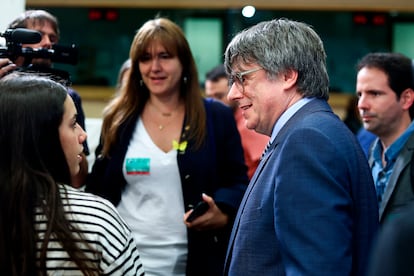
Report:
373,121,414,166
269,97,313,143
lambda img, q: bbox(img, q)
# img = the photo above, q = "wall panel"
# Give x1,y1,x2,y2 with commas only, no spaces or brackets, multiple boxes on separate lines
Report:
26,0,414,12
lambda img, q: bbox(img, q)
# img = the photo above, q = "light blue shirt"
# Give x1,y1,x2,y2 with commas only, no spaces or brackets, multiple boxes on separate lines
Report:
372,121,414,204
269,97,313,143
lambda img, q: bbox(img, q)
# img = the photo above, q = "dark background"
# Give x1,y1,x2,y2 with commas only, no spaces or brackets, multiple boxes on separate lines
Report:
28,7,414,93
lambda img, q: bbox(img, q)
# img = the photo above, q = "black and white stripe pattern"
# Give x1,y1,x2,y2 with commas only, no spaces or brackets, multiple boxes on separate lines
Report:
261,140,272,159
34,184,145,275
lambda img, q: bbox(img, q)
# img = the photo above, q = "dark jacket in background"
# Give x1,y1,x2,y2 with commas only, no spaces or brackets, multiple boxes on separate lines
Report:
368,133,414,224
368,202,414,276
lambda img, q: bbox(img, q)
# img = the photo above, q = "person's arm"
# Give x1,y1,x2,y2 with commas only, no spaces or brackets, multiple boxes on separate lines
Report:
88,194,145,275
184,193,229,230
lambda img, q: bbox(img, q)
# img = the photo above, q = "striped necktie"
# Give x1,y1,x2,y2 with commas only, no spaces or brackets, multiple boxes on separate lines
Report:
261,140,272,159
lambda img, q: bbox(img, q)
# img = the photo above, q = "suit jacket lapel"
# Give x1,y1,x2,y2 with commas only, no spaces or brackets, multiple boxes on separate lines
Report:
379,135,414,220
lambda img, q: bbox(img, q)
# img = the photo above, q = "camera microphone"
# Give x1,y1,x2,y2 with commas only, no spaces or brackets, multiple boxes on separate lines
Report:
1,28,42,44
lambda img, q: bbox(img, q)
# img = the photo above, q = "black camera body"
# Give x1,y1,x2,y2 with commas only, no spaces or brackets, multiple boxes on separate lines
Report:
0,28,78,66
0,28,78,84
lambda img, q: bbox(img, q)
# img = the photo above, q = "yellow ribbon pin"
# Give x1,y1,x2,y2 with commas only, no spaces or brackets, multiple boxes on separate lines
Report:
172,140,188,153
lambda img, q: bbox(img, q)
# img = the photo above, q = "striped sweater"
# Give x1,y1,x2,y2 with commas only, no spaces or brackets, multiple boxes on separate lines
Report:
34,184,145,275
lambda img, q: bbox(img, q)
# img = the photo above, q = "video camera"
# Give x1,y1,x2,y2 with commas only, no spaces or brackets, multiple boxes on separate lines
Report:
0,28,78,65
0,28,79,85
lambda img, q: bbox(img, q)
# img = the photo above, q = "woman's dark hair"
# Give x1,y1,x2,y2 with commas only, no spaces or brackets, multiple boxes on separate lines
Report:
0,73,97,275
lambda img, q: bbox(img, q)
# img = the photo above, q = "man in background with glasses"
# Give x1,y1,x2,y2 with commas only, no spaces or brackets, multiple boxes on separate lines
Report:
223,18,379,275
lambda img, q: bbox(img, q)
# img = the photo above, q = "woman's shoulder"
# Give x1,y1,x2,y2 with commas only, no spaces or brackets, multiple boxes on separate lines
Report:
57,185,143,275
59,184,128,229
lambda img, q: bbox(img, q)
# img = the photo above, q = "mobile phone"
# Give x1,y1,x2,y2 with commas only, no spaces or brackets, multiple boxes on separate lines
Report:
186,201,209,222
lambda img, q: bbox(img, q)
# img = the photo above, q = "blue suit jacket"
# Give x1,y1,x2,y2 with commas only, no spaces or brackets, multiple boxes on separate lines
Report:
224,99,379,276
86,98,248,275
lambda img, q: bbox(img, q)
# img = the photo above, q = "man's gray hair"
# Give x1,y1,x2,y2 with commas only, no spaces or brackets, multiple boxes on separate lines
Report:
224,18,329,99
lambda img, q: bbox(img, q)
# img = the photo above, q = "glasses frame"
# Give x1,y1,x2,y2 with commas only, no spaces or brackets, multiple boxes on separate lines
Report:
229,67,263,93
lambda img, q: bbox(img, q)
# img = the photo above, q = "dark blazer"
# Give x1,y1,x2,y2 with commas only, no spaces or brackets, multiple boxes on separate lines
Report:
224,99,379,276
368,134,414,224
86,98,249,276
368,202,414,276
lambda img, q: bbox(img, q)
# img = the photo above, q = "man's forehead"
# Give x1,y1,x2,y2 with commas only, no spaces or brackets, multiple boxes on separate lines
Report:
27,20,57,34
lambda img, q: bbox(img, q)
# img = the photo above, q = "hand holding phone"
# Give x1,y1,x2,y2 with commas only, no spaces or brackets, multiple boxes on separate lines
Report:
186,201,209,222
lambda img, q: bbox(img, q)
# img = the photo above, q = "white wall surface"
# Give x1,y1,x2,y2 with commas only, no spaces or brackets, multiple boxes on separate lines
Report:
0,0,25,45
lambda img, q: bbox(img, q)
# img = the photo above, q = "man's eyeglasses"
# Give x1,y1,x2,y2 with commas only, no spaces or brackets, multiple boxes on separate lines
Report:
229,67,263,93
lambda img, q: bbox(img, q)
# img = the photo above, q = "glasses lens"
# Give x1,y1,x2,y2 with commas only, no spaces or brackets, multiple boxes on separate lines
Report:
229,73,244,92
229,67,262,93
237,73,244,93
